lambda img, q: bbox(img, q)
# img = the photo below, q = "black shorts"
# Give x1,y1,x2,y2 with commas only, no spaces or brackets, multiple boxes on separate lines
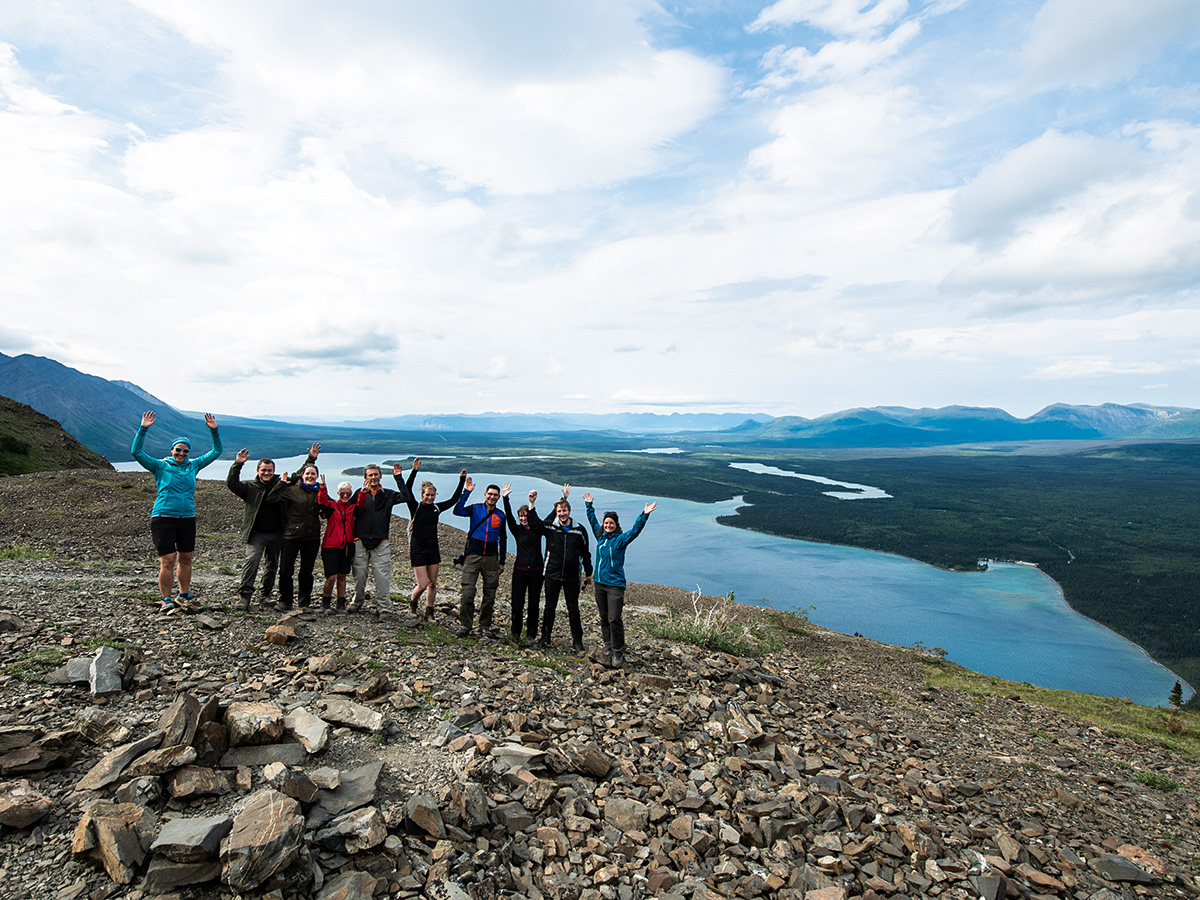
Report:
150,516,197,555
322,545,355,577
409,550,442,568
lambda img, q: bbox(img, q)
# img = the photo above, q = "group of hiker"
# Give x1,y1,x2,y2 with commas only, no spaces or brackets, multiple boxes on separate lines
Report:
131,411,655,668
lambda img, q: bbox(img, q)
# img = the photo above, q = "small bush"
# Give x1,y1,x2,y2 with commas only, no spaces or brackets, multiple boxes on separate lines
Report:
641,587,781,657
0,544,47,560
1133,771,1179,792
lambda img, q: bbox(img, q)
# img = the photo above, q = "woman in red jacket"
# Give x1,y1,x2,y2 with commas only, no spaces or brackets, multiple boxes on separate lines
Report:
317,477,365,614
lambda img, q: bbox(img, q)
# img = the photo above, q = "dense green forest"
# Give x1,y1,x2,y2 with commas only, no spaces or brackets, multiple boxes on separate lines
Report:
395,439,1200,705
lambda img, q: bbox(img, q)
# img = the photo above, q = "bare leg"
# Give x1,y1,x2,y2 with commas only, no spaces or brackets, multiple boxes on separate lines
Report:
323,575,337,597
176,552,194,595
425,563,440,608
412,565,432,604
157,552,177,598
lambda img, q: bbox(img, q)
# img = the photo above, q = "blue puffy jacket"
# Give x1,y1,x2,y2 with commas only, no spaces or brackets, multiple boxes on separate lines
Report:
585,502,648,588
131,426,223,517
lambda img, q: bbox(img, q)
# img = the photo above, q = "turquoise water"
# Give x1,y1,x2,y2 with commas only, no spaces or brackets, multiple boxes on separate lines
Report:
119,452,1189,705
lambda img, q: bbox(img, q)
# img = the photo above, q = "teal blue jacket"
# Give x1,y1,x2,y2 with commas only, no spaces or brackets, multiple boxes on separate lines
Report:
131,426,223,517
585,502,649,588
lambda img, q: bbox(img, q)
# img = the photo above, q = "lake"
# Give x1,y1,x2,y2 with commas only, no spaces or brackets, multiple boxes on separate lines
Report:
118,451,1190,705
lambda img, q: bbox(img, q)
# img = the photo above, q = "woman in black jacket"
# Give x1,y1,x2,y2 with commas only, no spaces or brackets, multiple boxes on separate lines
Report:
266,463,323,611
502,485,545,642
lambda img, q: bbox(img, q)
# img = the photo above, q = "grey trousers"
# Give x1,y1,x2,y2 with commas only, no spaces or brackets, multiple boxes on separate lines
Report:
352,540,393,611
239,530,283,600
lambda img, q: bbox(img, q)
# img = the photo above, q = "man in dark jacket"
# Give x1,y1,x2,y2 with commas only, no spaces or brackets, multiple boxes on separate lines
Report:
453,478,507,639
350,462,410,616
226,443,318,611
528,487,593,652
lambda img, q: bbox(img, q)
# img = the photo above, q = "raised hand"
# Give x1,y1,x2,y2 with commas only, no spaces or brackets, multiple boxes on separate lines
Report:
582,492,593,504
392,462,404,477
281,472,289,481
561,484,572,498
464,476,475,492
140,410,156,428
235,448,250,464
204,412,217,429
319,474,326,487
309,442,321,458
412,457,422,473
528,489,537,504
501,482,512,497
644,501,657,514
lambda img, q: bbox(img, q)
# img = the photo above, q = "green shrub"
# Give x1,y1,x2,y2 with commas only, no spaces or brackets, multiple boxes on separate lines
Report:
641,588,781,657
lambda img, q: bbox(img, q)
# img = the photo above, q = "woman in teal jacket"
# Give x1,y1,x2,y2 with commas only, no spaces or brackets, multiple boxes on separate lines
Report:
583,492,656,668
131,410,222,613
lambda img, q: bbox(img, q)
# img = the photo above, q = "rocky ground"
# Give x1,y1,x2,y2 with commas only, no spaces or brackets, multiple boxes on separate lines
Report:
0,469,1197,900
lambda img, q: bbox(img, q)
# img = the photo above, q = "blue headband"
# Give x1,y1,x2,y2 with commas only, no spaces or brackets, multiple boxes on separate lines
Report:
171,437,191,449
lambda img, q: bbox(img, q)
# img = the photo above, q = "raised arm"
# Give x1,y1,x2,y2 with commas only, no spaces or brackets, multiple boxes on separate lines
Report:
130,411,159,472
436,470,467,513
583,497,602,539
453,477,474,517
193,413,223,469
226,449,251,498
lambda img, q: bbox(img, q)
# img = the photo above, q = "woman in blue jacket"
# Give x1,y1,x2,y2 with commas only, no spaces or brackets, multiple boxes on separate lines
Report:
131,410,222,613
583,492,656,668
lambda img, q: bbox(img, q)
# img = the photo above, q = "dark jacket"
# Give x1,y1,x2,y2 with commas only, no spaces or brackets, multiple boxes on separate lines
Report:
352,476,410,549
528,506,592,583
226,452,316,542
404,470,466,558
453,489,507,565
266,478,323,541
503,496,544,570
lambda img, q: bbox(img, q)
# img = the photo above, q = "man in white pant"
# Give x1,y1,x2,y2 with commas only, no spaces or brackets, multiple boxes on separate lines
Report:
349,462,410,616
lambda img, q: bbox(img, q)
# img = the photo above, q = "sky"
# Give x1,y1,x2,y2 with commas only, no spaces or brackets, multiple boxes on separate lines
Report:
2,1,1199,421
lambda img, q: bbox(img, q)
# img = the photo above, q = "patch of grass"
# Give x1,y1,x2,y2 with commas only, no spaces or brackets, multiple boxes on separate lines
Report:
0,544,48,560
1133,771,1180,792
924,660,1200,759
7,648,67,682
640,588,781,658
765,605,814,636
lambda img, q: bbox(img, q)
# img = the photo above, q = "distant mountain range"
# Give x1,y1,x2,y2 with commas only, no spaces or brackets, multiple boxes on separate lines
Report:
2,351,1198,460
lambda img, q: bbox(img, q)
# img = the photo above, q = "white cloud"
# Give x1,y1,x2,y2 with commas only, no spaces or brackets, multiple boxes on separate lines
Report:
749,0,910,38
949,129,1141,245
758,19,920,85
1022,0,1200,90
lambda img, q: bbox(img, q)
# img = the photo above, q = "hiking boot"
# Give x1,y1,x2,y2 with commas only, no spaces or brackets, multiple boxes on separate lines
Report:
159,598,178,616
298,597,311,609
321,595,333,614
275,600,293,612
336,596,347,613
454,626,472,638
480,628,498,640
346,600,362,613
423,606,435,623
611,651,626,669
409,598,420,616
235,596,251,612
572,640,585,653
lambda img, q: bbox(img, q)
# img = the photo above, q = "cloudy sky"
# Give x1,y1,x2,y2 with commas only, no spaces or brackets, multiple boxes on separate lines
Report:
2,1,1199,420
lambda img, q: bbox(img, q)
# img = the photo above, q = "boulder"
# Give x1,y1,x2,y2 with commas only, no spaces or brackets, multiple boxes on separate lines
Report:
71,800,159,884
0,779,53,828
220,789,305,892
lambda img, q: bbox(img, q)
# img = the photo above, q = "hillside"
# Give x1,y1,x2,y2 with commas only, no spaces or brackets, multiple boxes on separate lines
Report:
0,472,1196,898
0,394,111,475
